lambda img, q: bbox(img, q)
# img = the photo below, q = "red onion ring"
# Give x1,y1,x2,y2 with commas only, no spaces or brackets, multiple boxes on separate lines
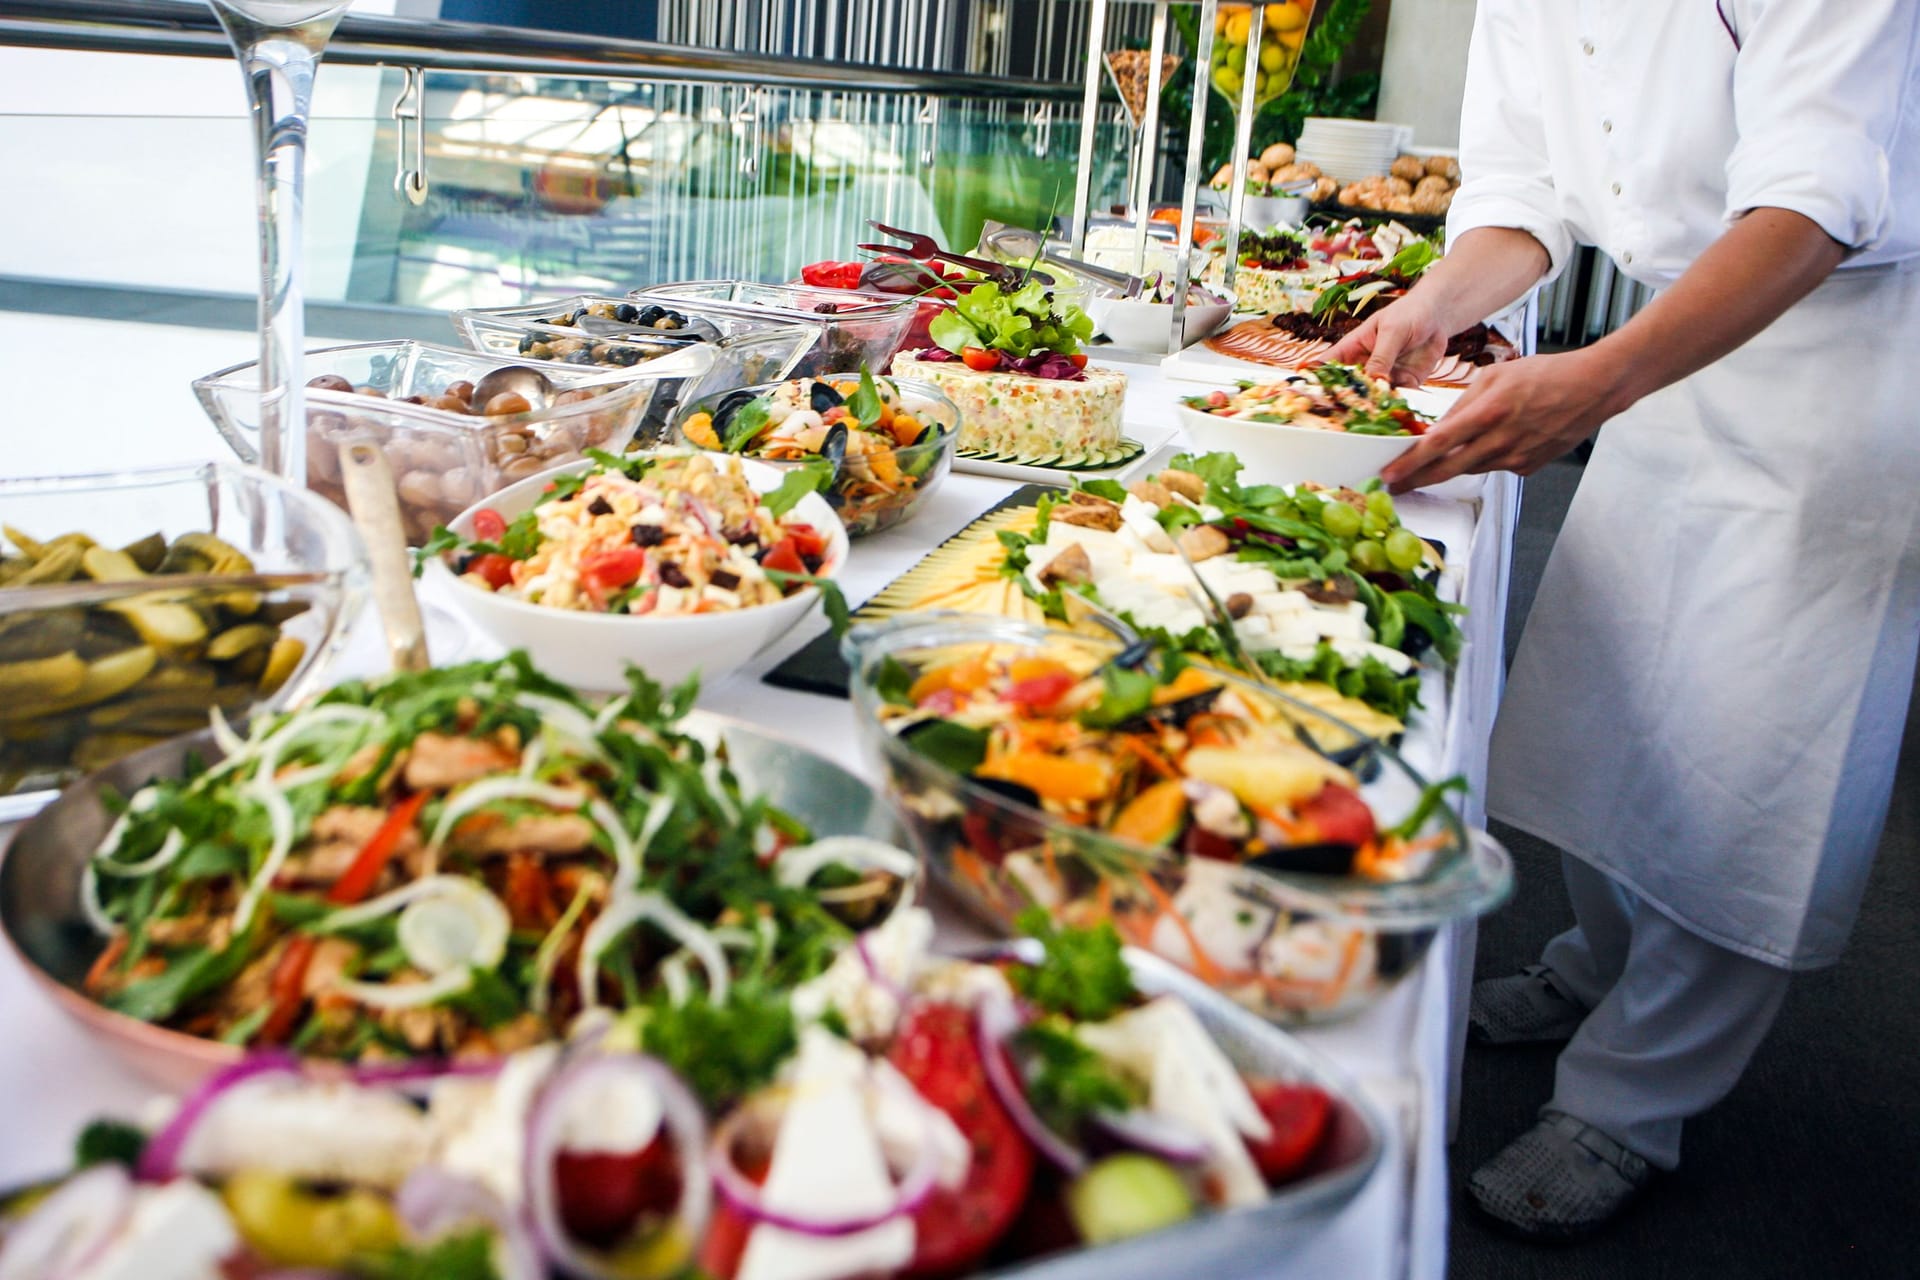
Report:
349,1058,505,1096
0,1164,134,1280
136,1052,304,1182
974,998,1086,1175
854,932,907,1003
523,1051,711,1279
707,1069,939,1238
396,1166,542,1280
1091,1108,1210,1165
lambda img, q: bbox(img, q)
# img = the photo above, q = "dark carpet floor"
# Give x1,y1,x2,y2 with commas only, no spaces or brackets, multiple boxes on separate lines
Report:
1449,461,1920,1278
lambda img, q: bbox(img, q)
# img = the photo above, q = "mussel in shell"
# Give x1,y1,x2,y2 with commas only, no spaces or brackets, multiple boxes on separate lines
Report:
1246,841,1361,877
809,380,845,414
709,388,761,437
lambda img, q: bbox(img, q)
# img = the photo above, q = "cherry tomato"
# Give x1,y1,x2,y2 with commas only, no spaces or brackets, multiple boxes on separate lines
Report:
1243,1081,1334,1185
887,1004,1034,1276
471,508,508,542
785,523,829,560
760,537,805,575
1181,824,1241,862
581,546,648,591
1002,671,1076,711
553,1138,682,1249
1296,783,1377,849
467,553,516,591
1391,408,1427,436
1067,353,1089,370
961,347,1001,373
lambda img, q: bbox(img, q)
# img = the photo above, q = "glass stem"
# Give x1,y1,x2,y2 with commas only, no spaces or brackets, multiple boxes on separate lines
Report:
212,4,345,483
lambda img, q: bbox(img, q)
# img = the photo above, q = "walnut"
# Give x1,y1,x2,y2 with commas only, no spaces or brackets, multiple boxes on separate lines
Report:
1177,524,1231,562
1156,468,1207,502
1128,479,1176,508
1225,592,1254,619
1037,542,1093,588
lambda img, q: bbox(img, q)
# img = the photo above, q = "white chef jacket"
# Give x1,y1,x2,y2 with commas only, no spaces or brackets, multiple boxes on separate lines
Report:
1447,0,1920,289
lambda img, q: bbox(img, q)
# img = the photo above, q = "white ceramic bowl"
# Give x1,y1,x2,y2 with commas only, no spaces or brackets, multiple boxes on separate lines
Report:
1175,401,1414,488
428,454,848,692
1088,290,1234,354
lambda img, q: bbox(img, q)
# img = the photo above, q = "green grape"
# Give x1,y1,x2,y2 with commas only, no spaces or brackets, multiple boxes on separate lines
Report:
1366,490,1397,521
1384,528,1425,571
1361,512,1389,539
1319,501,1363,539
1352,539,1389,573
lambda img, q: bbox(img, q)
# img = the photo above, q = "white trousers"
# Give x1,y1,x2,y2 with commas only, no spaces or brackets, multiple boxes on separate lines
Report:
1538,854,1792,1170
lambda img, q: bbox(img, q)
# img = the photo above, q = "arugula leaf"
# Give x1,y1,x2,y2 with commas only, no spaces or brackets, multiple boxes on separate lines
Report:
761,568,850,637
1077,663,1159,730
445,966,520,1028
1016,1020,1138,1132
1386,775,1469,841
104,939,254,1023
1012,908,1136,1022
412,526,462,577
901,720,990,775
358,1229,499,1280
761,462,833,517
722,397,772,452
1391,590,1462,664
846,366,884,427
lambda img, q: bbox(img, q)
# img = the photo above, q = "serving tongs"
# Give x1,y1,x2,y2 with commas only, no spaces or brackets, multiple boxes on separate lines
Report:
982,224,1145,299
860,220,1054,289
336,442,429,674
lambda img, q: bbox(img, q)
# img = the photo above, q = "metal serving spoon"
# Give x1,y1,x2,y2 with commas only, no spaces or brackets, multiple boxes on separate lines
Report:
336,441,429,673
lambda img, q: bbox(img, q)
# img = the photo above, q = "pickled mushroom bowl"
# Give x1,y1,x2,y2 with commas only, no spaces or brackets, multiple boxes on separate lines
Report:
194,340,712,546
843,614,1513,1024
0,462,364,817
673,372,959,537
629,281,920,377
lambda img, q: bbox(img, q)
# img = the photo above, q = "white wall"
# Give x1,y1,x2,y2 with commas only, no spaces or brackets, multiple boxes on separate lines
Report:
0,2,402,299
1375,0,1476,150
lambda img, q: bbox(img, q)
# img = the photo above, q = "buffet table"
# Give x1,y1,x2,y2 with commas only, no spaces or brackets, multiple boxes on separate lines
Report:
0,352,1517,1280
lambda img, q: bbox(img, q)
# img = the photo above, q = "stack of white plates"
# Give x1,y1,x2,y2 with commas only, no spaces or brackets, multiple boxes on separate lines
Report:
1295,117,1414,186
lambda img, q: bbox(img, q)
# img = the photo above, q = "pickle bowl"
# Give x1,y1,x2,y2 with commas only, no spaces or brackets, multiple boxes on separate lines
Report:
0,462,366,821
842,612,1513,1025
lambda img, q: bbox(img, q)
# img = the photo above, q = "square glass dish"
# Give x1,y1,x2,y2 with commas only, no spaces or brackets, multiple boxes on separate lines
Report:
0,462,365,819
450,296,816,447
194,339,711,545
628,280,920,376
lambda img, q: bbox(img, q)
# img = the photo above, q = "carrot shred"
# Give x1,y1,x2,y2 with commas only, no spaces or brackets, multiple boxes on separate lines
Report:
1139,875,1226,985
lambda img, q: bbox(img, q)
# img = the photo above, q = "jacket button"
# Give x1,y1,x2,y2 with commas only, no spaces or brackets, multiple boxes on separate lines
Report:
1610,181,1623,195
1581,39,1596,55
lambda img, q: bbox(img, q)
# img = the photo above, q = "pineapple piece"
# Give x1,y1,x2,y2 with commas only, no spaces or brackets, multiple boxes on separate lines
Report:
1183,744,1353,813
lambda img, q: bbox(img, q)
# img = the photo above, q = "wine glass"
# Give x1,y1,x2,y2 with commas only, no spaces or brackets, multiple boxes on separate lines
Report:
207,0,351,485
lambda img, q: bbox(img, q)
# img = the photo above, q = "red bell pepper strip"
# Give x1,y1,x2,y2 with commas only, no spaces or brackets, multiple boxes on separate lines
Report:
327,791,432,906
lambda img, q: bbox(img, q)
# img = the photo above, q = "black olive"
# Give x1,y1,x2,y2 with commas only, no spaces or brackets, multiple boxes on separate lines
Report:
802,554,823,574
809,381,845,413
565,349,595,364
557,310,581,328
659,562,690,589
813,302,841,314
630,523,666,547
1246,842,1361,876
614,302,640,323
636,304,666,325
587,496,613,517
710,569,741,591
516,334,537,354
609,346,641,367
454,554,474,575
1132,687,1221,729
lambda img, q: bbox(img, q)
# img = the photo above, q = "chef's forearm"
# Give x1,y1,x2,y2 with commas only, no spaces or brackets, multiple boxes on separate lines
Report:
1411,226,1553,334
1586,208,1847,414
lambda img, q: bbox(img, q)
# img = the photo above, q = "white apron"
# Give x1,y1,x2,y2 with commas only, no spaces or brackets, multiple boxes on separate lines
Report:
1487,261,1920,969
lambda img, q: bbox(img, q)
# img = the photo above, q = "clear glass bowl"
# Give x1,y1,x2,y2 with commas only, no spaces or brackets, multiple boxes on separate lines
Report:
449,295,817,448
670,376,960,538
0,462,366,819
194,339,711,545
629,281,920,377
842,614,1512,1024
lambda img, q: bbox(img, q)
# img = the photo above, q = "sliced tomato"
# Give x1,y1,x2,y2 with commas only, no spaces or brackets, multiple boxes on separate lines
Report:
961,347,1001,373
785,523,829,560
800,260,865,290
467,552,516,590
760,537,805,575
1066,353,1089,370
888,1003,1033,1276
258,935,318,1046
471,507,508,542
581,546,648,592
1002,671,1076,711
699,1203,756,1280
1244,1081,1334,1185
1391,408,1427,436
1296,783,1376,849
553,1138,682,1249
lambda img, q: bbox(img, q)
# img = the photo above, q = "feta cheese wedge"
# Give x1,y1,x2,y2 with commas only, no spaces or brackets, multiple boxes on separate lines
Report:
791,907,935,1042
74,1181,238,1280
179,1076,435,1191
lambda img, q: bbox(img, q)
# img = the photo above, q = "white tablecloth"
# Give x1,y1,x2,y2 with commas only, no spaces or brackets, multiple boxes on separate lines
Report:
0,357,1518,1280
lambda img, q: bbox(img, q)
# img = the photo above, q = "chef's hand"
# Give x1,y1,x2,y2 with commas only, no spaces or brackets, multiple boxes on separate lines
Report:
1379,347,1624,492
1320,293,1450,387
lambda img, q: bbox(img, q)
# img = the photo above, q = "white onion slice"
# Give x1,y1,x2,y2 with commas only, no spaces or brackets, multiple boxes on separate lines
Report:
523,1053,711,1278
0,1164,133,1280
92,829,184,880
578,890,729,1011
531,878,595,1017
334,967,475,1011
230,780,297,935
514,693,607,762
774,837,919,891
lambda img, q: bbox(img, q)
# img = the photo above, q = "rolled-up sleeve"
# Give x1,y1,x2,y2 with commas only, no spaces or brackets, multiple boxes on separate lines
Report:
1722,0,1918,252
1445,0,1574,284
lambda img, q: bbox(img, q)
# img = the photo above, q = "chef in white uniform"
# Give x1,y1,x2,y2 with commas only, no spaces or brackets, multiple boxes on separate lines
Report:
1326,0,1920,1240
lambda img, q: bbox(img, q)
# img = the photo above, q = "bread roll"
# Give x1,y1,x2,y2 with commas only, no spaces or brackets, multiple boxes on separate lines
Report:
1411,187,1453,215
1260,141,1296,169
1414,174,1451,197
1391,155,1426,183
1211,162,1236,188
1425,155,1461,181
1311,176,1339,202
1387,176,1414,196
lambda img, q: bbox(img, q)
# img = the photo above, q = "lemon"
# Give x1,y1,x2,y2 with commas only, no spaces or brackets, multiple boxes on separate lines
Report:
1269,2,1309,33
1260,43,1285,73
1281,25,1308,50
1225,10,1252,45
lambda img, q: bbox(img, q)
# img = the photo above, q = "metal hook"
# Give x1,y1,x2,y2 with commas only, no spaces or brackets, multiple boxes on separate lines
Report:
391,65,428,205
732,86,764,179
1032,101,1052,160
916,98,939,169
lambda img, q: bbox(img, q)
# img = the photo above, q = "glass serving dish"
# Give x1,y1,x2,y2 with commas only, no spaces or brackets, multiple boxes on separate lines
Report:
0,462,365,820
843,614,1512,1024
450,295,817,448
670,376,960,538
194,339,712,545
629,281,920,376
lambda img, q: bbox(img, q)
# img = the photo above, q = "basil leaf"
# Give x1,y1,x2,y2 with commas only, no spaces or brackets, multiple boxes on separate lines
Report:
722,397,772,452
846,367,884,427
760,461,832,517
901,720,990,775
